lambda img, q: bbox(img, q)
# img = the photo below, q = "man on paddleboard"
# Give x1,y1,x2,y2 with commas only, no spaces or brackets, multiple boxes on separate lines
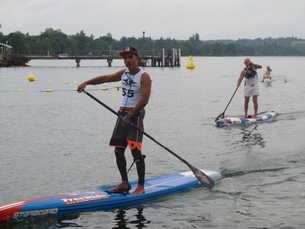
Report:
77,46,151,195
237,58,262,118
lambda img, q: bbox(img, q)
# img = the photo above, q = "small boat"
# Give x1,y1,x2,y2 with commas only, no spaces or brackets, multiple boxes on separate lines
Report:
0,170,221,223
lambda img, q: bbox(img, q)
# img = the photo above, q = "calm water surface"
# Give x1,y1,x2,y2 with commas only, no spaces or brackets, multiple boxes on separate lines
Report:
1,57,305,228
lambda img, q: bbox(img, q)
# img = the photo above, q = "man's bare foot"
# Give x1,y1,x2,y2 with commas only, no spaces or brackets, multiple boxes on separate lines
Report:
132,185,145,195
110,181,131,192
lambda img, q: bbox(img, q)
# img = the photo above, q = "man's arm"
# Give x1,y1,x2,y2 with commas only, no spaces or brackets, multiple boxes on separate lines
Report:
77,69,126,93
237,70,245,87
253,63,262,69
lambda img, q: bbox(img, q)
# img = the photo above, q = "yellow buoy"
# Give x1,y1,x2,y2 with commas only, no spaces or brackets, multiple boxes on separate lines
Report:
17,89,24,92
101,87,108,90
186,56,195,69
28,75,35,81
46,89,53,92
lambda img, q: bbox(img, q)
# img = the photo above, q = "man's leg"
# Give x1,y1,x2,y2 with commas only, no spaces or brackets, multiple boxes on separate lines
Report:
131,149,145,194
253,95,258,117
244,96,250,117
111,147,131,191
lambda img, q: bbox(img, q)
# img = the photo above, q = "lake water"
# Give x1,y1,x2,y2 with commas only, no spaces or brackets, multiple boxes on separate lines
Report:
0,56,305,228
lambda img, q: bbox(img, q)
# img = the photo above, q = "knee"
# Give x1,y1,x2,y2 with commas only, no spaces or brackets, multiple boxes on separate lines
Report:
114,148,125,157
131,150,145,163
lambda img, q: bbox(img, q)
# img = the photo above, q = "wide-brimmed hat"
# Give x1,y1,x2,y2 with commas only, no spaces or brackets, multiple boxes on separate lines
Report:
119,46,138,56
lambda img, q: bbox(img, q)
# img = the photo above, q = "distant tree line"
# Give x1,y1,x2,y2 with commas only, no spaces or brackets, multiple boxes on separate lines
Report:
0,28,305,56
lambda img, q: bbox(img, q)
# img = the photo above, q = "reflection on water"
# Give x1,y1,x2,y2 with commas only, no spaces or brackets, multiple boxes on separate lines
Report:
0,208,151,229
113,208,151,229
237,125,266,148
0,213,80,229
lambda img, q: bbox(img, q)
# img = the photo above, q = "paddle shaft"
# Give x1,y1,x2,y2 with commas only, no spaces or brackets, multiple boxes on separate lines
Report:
222,86,239,114
127,155,146,174
215,67,250,122
82,89,215,189
214,85,240,122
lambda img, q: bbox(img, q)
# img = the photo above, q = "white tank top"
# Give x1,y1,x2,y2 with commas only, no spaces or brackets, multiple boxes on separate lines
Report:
120,69,145,108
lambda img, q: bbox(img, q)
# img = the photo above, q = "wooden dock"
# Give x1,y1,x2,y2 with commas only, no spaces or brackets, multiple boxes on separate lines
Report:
9,48,181,67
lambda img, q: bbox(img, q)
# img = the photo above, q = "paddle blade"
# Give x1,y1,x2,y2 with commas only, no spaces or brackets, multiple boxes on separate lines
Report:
214,113,224,122
190,166,215,189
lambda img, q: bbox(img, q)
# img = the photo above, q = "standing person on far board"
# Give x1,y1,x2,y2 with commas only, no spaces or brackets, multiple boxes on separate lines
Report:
77,46,152,195
237,58,262,118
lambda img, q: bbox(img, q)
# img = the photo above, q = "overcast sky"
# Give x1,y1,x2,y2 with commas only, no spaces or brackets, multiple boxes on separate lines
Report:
1,0,304,41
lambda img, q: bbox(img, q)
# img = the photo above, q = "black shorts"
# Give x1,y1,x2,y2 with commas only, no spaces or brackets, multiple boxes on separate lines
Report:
109,109,145,150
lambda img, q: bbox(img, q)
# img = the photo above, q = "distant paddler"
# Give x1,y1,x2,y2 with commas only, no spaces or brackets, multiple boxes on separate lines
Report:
262,66,272,82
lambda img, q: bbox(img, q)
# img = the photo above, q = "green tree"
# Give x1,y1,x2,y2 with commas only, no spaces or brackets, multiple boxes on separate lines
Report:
226,43,237,56
7,31,30,54
67,36,78,55
1,28,305,57
73,30,94,55
91,38,110,55
211,42,225,56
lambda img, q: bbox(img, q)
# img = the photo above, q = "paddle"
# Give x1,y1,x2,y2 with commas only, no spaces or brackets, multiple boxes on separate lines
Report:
127,155,146,174
214,86,240,122
215,67,250,122
82,89,215,189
